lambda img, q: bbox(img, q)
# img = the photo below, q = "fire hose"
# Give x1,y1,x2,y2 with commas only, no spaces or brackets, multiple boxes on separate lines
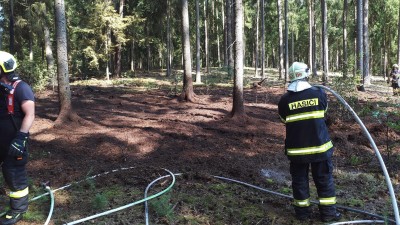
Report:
43,184,54,225
6,166,395,224
0,85,398,224
314,84,399,225
142,174,395,224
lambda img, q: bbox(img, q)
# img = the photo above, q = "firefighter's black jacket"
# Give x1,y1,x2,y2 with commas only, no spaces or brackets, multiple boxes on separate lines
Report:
278,86,333,163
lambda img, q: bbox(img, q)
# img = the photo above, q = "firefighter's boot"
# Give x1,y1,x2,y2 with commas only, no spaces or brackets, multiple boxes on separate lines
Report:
0,211,24,225
321,211,341,222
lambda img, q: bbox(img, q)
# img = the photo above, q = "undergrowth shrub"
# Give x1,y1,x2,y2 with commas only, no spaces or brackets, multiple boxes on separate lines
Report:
92,193,109,210
17,60,51,91
371,105,400,170
329,76,361,120
149,193,176,223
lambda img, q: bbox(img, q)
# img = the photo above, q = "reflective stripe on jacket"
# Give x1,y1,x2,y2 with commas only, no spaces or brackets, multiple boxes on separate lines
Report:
278,86,333,163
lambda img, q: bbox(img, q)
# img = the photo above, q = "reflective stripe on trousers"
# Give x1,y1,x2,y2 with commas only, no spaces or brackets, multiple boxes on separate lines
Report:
319,196,336,205
294,198,310,207
9,187,29,198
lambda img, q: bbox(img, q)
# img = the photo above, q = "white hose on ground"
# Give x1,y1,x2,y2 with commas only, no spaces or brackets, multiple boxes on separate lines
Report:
144,173,182,225
315,84,400,225
11,157,395,224
143,173,394,224
4,167,174,225
64,169,176,225
43,185,54,225
31,167,138,202
329,220,385,225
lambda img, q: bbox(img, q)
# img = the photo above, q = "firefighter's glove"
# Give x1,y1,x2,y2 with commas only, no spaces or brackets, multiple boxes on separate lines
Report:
9,132,29,157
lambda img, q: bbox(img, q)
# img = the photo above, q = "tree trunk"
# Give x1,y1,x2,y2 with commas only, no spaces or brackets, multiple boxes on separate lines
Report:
44,22,55,89
321,0,329,82
204,0,209,74
382,28,387,79
223,0,228,67
106,26,111,80
261,0,265,79
29,38,33,61
312,0,317,77
105,0,112,79
363,0,370,85
255,0,260,77
398,0,400,66
232,0,245,117
146,23,151,72
195,0,201,83
113,0,124,78
131,39,135,72
308,0,313,73
44,24,54,71
284,0,289,82
226,0,234,78
342,0,348,77
356,0,363,82
216,2,221,67
9,0,14,53
277,0,284,80
0,6,3,49
166,0,171,77
54,0,80,125
388,26,392,79
272,46,276,68
291,32,294,63
180,0,195,102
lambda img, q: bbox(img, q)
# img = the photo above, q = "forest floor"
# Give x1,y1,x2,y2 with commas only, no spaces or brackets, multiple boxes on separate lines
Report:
3,69,400,225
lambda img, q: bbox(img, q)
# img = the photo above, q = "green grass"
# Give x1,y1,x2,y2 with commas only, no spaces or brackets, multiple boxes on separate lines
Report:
71,67,284,93
92,193,109,210
149,193,176,223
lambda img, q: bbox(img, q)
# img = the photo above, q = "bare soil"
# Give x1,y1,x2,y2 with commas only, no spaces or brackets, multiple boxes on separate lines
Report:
10,76,400,224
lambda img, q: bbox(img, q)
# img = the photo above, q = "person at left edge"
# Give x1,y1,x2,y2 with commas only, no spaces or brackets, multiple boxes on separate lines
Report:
0,51,35,225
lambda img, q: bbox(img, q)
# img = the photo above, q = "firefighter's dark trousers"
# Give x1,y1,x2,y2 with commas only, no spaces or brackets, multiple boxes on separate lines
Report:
0,117,29,213
290,159,337,217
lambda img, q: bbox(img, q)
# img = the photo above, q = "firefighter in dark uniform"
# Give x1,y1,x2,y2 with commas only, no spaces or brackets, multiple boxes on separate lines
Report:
278,62,341,222
389,64,400,96
0,51,35,225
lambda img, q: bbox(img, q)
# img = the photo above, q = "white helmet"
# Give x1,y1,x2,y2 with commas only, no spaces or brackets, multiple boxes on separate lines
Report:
289,62,310,82
393,64,399,68
0,51,17,73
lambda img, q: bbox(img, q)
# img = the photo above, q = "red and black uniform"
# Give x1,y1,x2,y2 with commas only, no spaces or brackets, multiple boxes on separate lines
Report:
0,80,34,213
278,86,337,219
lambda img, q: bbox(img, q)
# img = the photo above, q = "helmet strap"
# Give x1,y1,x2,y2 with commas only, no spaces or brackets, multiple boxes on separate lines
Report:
5,72,19,81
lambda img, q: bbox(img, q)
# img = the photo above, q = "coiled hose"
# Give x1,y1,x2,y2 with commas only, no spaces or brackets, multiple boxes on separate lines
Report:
7,167,394,224
0,167,175,225
64,168,176,225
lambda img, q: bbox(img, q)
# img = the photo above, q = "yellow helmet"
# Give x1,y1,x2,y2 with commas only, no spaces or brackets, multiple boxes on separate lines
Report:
0,51,17,73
